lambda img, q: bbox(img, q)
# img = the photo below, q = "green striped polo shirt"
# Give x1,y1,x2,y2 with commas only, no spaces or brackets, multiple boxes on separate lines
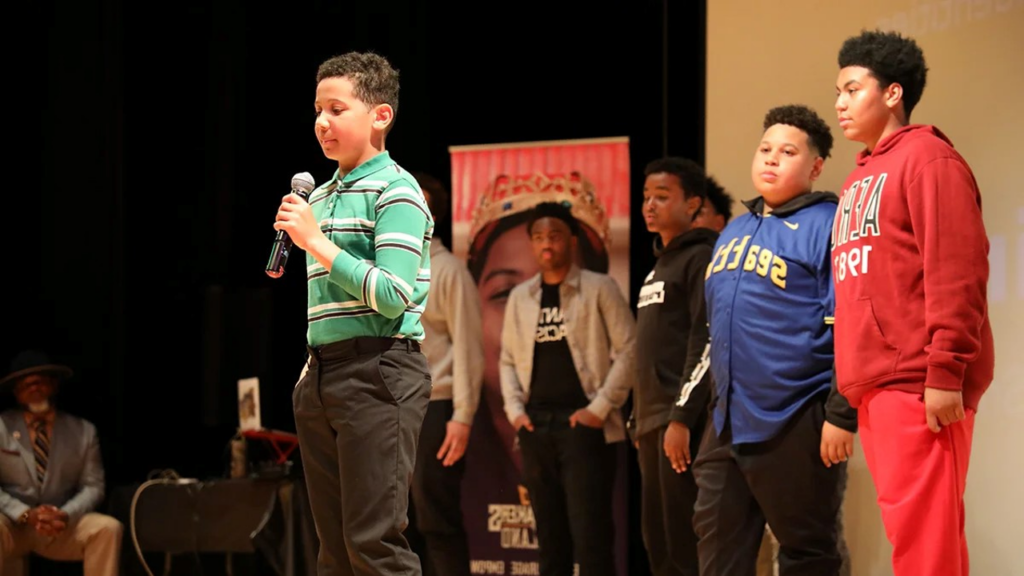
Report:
305,151,433,346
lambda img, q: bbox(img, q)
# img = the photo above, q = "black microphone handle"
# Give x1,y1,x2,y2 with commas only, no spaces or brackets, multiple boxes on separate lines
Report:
266,187,312,278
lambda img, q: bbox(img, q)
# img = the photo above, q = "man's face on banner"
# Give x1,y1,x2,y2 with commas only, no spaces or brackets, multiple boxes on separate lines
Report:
477,222,539,401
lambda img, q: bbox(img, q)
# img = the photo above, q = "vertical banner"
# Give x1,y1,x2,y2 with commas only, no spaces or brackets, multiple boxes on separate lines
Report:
448,137,631,576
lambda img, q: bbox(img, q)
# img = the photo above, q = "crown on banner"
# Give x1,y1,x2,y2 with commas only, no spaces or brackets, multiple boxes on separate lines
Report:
468,171,610,246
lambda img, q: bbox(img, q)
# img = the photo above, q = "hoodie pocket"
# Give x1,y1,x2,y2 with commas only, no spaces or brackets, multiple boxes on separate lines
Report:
836,297,901,385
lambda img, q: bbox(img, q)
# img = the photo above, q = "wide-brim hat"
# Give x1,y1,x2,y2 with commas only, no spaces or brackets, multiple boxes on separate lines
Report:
0,350,73,390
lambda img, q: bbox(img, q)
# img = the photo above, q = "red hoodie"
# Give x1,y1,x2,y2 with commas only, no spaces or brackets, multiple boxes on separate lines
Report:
831,124,994,411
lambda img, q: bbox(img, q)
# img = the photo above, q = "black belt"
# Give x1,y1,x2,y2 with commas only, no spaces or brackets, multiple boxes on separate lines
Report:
306,336,419,366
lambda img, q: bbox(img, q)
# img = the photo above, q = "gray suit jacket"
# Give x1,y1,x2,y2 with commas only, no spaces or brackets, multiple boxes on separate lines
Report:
0,409,105,522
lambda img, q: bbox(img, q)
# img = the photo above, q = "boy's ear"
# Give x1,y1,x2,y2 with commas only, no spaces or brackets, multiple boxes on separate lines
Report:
810,157,824,181
372,103,395,132
884,82,904,114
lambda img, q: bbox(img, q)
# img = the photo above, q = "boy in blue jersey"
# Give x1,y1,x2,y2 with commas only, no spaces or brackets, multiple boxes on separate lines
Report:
691,104,857,576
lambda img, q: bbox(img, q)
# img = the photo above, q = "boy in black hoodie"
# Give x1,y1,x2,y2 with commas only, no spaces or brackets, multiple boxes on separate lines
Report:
631,157,718,576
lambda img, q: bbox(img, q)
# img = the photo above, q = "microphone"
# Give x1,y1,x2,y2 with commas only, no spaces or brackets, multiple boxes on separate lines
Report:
266,172,316,278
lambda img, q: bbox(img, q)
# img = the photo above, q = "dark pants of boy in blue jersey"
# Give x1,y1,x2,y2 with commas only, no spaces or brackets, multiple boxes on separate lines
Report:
293,337,431,576
692,396,845,576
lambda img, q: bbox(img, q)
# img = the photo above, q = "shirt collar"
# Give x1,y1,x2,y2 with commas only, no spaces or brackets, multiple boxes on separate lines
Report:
326,150,394,187
526,264,582,296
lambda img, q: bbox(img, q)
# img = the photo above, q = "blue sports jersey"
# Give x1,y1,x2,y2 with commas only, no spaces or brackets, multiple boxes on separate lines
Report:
704,192,838,444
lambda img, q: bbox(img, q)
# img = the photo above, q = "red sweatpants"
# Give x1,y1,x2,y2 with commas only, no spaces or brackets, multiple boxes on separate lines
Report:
859,389,975,576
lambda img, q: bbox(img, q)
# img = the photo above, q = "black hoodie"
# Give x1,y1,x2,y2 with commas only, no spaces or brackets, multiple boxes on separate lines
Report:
630,226,719,439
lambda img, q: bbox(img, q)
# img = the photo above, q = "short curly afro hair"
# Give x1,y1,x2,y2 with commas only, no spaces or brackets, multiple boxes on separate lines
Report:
526,201,581,237
838,29,928,118
763,104,834,160
703,175,733,222
644,157,707,199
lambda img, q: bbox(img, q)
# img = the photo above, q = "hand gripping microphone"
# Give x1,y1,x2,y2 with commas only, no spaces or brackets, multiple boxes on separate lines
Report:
266,172,316,278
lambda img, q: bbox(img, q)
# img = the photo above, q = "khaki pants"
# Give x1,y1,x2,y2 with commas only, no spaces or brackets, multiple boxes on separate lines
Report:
0,512,122,576
756,528,777,576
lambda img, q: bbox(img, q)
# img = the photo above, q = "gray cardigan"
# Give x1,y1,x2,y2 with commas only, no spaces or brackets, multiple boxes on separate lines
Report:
420,238,485,425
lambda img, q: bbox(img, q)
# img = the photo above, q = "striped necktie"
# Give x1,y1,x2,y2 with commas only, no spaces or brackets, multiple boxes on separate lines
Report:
32,420,49,483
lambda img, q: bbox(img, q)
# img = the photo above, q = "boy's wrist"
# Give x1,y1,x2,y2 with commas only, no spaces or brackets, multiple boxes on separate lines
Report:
308,235,342,271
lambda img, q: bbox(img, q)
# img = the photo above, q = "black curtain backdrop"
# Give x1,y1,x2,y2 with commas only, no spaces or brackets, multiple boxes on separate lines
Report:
7,0,704,573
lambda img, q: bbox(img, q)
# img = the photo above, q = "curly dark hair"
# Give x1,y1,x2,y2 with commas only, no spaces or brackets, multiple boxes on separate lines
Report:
643,157,707,199
838,29,928,118
526,201,580,237
763,104,834,159
317,51,400,129
409,171,449,225
704,175,733,222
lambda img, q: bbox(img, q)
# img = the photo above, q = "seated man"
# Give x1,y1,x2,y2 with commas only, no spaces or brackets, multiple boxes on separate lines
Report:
0,350,122,576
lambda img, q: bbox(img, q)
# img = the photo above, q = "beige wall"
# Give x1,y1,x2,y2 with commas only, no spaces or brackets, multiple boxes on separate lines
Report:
706,1,1024,574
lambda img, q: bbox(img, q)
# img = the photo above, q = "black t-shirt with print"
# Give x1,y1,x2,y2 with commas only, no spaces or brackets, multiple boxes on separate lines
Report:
527,282,589,411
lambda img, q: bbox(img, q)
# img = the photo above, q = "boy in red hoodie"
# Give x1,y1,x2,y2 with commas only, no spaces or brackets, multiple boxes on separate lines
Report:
831,30,994,576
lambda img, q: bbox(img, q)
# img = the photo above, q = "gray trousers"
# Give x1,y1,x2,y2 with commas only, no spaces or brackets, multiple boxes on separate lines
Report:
293,337,431,576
